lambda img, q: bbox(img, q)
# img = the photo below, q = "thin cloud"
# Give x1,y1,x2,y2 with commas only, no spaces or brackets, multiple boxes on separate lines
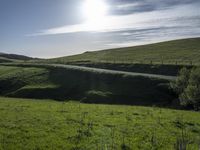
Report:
108,0,199,15
29,3,200,36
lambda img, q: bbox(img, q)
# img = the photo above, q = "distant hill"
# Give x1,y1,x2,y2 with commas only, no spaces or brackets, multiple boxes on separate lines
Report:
48,37,200,65
0,53,34,61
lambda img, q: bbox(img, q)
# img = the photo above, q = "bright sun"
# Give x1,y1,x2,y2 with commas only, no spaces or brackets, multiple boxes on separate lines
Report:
82,0,108,22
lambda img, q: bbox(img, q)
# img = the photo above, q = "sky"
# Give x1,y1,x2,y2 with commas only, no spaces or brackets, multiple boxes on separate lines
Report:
0,0,200,58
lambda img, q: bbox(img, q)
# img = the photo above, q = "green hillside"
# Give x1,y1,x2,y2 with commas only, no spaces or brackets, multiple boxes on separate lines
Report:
48,38,200,65
0,52,36,63
0,64,174,106
0,53,34,61
0,97,200,149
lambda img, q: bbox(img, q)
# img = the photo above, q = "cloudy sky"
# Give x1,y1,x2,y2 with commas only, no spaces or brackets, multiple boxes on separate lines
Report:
0,0,200,58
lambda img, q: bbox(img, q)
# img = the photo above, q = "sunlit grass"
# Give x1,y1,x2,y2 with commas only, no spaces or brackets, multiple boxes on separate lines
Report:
0,97,199,149
47,38,200,65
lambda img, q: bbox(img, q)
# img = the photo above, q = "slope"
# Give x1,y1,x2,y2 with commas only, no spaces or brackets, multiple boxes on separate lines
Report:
0,64,174,106
48,37,200,65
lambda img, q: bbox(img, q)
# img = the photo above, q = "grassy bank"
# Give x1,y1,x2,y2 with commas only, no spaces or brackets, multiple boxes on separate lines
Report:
0,97,199,149
0,65,174,106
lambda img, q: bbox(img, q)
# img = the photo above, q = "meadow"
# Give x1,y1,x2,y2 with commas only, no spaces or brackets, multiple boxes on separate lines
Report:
0,97,200,150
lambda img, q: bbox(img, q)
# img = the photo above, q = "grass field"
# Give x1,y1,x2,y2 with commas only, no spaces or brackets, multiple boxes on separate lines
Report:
0,64,174,106
0,97,200,150
45,38,200,65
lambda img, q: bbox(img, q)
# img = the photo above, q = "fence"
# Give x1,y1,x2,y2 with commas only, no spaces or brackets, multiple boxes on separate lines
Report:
53,59,198,66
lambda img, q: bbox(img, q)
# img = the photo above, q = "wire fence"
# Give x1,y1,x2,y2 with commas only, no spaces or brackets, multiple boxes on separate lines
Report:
50,59,199,66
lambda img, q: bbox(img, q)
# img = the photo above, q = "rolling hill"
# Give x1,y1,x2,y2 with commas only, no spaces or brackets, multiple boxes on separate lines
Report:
0,52,35,62
47,37,200,65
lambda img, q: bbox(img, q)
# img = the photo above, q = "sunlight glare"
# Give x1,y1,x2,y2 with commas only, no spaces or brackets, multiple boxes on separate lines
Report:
82,0,108,22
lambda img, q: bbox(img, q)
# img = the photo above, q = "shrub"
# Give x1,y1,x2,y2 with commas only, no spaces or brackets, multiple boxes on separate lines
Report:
171,67,200,110
171,67,190,95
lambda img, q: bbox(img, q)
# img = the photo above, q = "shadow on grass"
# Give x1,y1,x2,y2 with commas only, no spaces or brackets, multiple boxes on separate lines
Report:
74,63,193,76
0,66,175,106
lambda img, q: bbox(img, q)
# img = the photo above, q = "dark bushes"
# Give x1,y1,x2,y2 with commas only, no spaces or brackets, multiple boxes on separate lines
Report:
171,67,200,110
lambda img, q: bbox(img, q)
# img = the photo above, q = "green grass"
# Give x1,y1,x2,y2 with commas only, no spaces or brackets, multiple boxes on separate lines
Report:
46,38,200,65
0,97,199,150
0,65,174,106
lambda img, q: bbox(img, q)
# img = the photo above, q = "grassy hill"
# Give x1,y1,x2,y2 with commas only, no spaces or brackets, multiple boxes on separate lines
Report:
47,38,200,65
0,64,174,106
0,52,35,63
0,97,200,149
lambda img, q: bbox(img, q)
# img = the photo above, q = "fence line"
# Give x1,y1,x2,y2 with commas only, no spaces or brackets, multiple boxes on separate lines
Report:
58,59,198,66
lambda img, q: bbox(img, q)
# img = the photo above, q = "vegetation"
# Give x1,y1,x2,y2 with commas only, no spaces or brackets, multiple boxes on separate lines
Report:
0,97,199,149
171,67,200,110
75,63,192,76
44,38,200,65
0,65,174,106
0,38,199,149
